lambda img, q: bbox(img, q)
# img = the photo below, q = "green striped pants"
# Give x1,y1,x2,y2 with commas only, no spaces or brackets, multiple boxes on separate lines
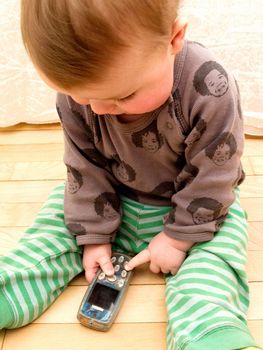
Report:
0,184,259,349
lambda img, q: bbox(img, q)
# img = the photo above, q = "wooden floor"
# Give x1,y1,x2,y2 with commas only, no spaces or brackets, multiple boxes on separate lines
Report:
0,123,263,350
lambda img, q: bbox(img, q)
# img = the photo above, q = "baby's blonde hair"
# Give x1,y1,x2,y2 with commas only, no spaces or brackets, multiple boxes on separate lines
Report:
21,0,180,89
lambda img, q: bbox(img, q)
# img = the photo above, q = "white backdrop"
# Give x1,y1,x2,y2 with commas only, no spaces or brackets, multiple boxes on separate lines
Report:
1,0,263,134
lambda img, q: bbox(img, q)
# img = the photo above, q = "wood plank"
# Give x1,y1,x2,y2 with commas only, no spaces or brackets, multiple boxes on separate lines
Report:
240,176,263,197
0,161,66,181
1,199,261,227
0,174,263,203
247,222,263,251
3,321,263,350
241,156,254,175
0,203,43,226
0,130,63,145
247,251,263,282
1,158,256,182
0,227,28,256
248,283,263,320
240,198,263,221
1,228,262,283
0,181,63,203
29,282,263,325
34,284,167,324
3,176,263,203
248,320,263,348
249,156,263,175
0,176,263,203
2,223,262,253
244,138,263,157
0,123,61,132
0,331,5,349
0,144,64,162
3,323,166,350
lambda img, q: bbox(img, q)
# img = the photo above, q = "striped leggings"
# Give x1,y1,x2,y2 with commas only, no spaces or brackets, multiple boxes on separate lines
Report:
0,184,259,349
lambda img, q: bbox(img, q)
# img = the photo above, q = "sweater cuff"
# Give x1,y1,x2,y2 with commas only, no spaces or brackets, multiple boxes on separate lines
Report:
164,228,214,242
76,232,116,245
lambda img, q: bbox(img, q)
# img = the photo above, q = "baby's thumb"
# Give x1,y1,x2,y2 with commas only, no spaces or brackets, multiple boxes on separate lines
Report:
85,266,99,284
98,255,114,277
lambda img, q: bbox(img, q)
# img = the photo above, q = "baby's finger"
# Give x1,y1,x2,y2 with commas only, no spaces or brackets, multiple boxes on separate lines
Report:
98,255,114,276
170,267,179,276
161,267,170,274
125,249,150,271
149,262,160,274
85,266,99,284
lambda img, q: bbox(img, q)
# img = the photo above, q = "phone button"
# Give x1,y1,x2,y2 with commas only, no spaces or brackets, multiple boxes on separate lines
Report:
118,279,125,288
107,275,117,282
111,256,117,263
118,256,125,263
98,272,106,280
121,270,127,278
114,264,120,272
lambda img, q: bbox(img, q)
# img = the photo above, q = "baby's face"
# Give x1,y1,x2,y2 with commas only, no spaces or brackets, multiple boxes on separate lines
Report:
41,43,176,116
103,202,119,220
212,143,231,166
116,163,129,182
142,131,159,152
204,69,228,97
192,207,214,224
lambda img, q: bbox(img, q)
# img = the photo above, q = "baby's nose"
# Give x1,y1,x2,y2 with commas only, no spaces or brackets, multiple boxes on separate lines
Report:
89,99,116,115
70,95,90,105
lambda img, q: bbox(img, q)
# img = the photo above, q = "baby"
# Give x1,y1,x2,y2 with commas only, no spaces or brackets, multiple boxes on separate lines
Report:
0,1,259,349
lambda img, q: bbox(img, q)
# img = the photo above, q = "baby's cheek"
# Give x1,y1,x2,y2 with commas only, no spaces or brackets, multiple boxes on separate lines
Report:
134,96,163,112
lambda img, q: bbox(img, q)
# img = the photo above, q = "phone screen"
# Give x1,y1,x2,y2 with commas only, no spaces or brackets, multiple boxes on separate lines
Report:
87,283,119,310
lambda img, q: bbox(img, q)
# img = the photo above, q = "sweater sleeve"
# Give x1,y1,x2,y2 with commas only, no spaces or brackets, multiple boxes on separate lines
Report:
164,47,245,242
56,93,121,245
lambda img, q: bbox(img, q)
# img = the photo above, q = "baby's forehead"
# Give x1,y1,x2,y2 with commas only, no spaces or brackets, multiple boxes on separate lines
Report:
205,68,221,77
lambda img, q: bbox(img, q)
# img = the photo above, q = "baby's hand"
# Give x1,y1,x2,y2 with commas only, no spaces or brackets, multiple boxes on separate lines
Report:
82,243,114,283
126,232,194,275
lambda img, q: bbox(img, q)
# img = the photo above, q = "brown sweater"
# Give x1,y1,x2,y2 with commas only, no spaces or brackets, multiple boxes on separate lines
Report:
56,40,245,246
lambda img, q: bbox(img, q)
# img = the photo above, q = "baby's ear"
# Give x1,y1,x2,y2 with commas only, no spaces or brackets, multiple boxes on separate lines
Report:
169,16,188,54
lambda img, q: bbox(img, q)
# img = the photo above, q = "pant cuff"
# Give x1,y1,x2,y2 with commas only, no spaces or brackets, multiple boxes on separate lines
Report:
184,326,259,350
0,292,15,329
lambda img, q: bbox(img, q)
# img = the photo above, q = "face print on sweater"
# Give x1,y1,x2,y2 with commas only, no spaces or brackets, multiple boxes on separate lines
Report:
193,61,229,97
176,163,199,191
164,204,177,225
66,223,86,235
187,197,223,225
205,132,237,166
66,165,83,194
111,154,136,183
150,181,175,197
94,192,120,220
83,147,108,168
186,117,207,147
131,120,163,153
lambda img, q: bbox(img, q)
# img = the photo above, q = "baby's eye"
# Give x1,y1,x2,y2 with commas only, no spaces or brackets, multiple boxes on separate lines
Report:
117,92,136,102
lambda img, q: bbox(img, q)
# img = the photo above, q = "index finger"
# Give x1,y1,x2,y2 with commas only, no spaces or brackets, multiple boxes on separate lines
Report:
125,249,150,271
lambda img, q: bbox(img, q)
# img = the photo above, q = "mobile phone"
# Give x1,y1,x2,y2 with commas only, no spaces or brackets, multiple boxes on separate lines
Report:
77,252,133,331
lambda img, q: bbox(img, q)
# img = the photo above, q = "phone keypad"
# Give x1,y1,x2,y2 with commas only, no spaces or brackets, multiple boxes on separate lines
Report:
103,254,131,288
